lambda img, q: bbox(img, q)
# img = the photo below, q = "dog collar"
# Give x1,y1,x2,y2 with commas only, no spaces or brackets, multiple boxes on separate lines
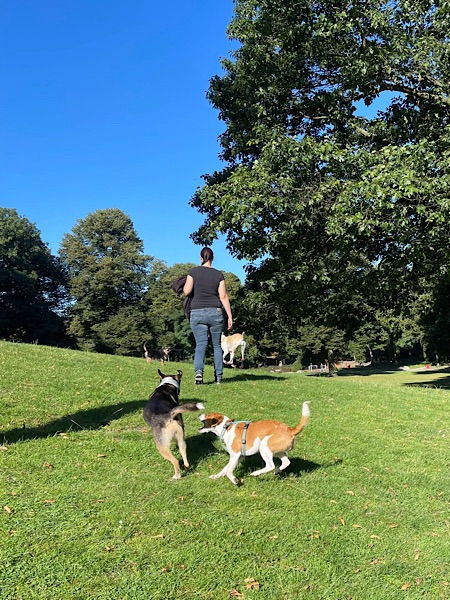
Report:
158,377,180,390
219,420,252,456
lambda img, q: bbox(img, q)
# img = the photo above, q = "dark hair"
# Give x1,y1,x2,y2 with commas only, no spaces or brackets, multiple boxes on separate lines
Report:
200,247,214,264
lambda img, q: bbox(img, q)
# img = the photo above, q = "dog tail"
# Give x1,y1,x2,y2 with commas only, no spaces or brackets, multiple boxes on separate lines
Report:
291,402,310,436
170,402,205,417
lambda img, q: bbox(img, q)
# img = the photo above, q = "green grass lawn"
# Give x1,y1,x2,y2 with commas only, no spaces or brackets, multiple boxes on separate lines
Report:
1,341,450,599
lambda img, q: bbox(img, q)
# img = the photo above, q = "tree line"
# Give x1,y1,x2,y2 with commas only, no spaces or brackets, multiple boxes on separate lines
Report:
0,207,244,362
0,203,448,366
3,0,450,365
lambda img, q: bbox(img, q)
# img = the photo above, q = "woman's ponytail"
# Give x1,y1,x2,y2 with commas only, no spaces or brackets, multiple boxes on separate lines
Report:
200,247,214,265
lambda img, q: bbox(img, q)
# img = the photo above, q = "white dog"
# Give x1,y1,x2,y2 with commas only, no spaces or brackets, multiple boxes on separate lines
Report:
221,332,246,366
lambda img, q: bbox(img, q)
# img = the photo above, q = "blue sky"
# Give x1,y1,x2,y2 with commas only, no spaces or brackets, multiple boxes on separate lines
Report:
1,0,247,279
1,1,396,285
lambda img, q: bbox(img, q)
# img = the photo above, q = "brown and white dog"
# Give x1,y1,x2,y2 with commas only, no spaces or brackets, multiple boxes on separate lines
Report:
198,402,310,485
143,369,204,479
221,332,246,366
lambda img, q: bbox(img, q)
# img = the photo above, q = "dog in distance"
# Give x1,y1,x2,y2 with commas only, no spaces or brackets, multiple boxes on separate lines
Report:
221,332,246,366
198,402,310,485
144,343,170,365
143,369,204,479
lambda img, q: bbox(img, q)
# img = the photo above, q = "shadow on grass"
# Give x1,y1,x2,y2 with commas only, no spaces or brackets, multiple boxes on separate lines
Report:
238,456,342,479
2,394,231,446
187,431,342,479
404,367,450,390
219,372,286,383
1,398,149,445
186,433,222,469
323,366,399,377
306,363,450,389
238,455,322,478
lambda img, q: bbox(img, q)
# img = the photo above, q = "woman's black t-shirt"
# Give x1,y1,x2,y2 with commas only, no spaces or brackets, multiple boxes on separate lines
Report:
188,266,224,310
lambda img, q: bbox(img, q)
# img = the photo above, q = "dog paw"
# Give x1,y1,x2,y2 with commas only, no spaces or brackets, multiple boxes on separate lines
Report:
209,474,220,480
172,473,181,480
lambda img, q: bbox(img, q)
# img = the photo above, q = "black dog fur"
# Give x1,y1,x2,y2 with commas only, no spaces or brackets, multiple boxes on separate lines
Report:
143,369,204,479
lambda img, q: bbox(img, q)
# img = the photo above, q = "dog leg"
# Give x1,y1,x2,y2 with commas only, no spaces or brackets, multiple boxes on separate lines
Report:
210,453,241,485
156,443,181,479
175,426,189,470
251,445,276,476
274,452,290,474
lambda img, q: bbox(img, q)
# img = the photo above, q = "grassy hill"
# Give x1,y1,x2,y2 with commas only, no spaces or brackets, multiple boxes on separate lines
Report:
1,341,450,599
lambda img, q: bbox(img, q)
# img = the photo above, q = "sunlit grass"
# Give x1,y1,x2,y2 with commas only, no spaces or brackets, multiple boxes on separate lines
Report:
1,341,450,599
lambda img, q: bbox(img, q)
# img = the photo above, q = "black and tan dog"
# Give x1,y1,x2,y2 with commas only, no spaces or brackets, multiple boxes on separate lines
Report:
143,369,204,479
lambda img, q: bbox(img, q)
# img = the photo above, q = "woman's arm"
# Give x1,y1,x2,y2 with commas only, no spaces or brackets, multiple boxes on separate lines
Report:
183,274,194,296
218,279,233,330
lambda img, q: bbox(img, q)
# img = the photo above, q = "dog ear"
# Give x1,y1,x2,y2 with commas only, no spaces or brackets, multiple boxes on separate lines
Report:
158,369,165,379
201,415,221,428
176,370,183,380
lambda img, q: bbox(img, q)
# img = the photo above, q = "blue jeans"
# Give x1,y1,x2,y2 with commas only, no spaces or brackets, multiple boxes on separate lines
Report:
190,307,224,377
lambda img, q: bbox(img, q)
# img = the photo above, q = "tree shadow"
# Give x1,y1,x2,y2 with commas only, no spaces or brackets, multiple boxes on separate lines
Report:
1,394,221,446
219,373,286,383
404,367,450,390
326,365,400,377
1,398,149,445
315,364,450,379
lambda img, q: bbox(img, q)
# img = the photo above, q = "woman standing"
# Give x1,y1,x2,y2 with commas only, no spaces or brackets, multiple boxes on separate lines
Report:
183,247,233,384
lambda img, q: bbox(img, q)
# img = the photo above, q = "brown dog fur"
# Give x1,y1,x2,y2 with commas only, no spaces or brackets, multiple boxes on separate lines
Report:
198,402,310,484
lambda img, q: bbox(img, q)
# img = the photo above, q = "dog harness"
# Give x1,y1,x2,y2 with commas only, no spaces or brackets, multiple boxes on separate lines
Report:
219,420,252,457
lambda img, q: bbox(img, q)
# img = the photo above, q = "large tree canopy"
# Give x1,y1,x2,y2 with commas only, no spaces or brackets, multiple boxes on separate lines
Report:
0,208,69,344
190,0,450,361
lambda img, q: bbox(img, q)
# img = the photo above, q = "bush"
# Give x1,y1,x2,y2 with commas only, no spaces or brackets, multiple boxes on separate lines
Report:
291,358,303,371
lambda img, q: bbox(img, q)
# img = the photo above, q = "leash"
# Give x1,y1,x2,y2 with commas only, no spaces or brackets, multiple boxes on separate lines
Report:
219,420,252,456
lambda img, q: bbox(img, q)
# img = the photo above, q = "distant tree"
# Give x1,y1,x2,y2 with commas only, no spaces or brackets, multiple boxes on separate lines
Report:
145,262,196,360
0,208,70,345
59,208,153,354
223,271,242,301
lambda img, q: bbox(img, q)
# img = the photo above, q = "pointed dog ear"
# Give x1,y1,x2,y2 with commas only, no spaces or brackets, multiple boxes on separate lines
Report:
176,370,183,380
158,369,165,379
